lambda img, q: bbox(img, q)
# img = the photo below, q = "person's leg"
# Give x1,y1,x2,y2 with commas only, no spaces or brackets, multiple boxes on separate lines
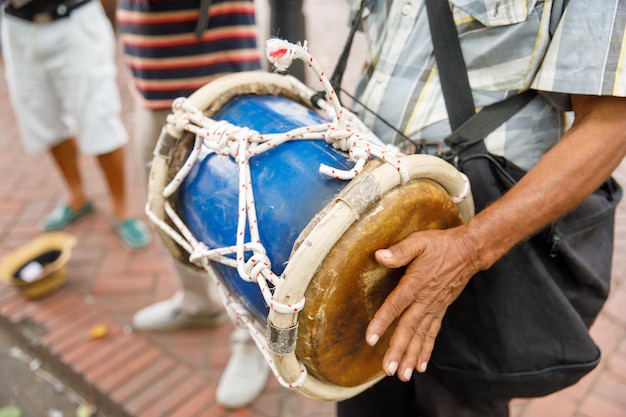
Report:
97,146,151,249
39,137,95,231
135,267,270,408
98,144,151,248
130,104,226,328
96,147,127,221
413,372,510,417
337,376,416,417
95,143,150,249
216,327,269,409
132,103,169,184
132,260,225,330
131,104,269,407
58,2,150,248
49,138,90,211
1,11,93,230
338,372,509,417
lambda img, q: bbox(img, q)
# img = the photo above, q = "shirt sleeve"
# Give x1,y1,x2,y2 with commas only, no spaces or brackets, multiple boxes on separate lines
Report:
532,0,626,97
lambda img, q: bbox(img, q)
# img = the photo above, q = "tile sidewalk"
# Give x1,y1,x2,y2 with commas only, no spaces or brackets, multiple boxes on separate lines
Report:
1,1,626,416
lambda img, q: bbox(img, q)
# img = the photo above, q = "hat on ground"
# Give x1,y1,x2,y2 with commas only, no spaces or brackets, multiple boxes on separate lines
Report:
0,232,77,299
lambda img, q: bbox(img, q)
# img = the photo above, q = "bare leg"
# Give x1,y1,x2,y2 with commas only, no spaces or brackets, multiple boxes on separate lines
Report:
49,138,89,210
97,146,150,249
96,146,128,221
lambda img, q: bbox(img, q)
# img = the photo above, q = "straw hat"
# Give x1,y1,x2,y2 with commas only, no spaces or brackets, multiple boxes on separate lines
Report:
0,232,77,299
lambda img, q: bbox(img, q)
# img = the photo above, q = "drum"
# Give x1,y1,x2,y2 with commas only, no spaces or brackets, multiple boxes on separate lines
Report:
177,93,353,323
147,71,474,401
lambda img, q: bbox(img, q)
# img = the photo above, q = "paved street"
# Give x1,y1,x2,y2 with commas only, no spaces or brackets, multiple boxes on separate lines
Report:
0,322,105,417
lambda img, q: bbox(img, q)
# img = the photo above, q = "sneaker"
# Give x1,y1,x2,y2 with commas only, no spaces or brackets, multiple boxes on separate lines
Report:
41,201,94,231
112,218,152,250
216,333,270,409
132,297,226,332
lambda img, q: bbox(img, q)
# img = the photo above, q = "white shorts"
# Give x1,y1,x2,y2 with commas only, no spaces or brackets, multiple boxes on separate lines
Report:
1,1,128,155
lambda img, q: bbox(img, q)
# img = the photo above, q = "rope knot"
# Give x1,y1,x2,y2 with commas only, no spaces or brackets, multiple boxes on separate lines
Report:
172,97,186,110
326,127,352,149
348,143,371,161
243,253,272,282
206,120,237,156
174,113,191,132
189,242,211,266
266,38,308,72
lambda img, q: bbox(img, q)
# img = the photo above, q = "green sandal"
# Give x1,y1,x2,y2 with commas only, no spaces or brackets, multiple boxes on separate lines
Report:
113,218,152,250
41,201,94,231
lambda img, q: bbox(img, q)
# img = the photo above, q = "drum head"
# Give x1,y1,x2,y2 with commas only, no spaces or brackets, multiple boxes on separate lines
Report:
297,177,463,387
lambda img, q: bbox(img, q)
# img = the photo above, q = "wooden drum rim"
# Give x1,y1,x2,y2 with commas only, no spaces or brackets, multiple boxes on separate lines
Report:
268,153,474,401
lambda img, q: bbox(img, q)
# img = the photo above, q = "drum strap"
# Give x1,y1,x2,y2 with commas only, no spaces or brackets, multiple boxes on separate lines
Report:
311,0,371,108
194,0,213,39
424,0,475,131
424,0,537,159
328,0,371,95
322,0,534,155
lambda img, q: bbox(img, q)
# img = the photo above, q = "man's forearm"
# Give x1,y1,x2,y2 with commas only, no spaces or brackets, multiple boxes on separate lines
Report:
465,94,626,271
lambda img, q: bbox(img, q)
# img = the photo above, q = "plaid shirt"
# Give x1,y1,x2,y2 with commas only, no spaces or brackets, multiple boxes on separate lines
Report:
350,0,626,170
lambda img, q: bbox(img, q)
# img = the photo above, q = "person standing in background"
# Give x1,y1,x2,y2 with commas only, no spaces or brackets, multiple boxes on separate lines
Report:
115,0,269,409
1,0,151,250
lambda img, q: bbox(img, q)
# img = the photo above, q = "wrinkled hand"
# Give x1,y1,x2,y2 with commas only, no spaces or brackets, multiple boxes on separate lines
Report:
366,226,479,382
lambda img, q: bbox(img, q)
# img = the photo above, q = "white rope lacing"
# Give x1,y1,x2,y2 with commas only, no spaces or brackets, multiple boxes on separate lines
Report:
145,38,470,390
266,38,411,181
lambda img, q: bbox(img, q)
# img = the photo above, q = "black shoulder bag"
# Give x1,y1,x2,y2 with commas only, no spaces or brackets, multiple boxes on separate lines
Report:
424,0,623,401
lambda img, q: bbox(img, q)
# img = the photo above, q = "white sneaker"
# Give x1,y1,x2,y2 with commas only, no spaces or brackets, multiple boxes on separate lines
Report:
216,331,270,409
131,297,226,332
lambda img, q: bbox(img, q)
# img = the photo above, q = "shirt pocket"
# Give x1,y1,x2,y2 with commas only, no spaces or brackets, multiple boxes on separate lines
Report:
448,0,546,93
450,0,538,27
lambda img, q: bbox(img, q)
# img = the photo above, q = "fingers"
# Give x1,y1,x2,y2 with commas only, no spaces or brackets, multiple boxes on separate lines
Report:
418,318,441,370
375,236,423,269
367,237,427,345
404,318,440,378
388,310,429,380
365,276,425,348
375,230,428,268
367,228,475,383
380,303,442,381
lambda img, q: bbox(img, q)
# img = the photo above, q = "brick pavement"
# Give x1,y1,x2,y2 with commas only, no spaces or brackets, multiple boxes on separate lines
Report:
1,1,626,416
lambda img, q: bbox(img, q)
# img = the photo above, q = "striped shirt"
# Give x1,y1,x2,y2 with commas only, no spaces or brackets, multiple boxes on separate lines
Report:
117,0,261,110
349,0,626,170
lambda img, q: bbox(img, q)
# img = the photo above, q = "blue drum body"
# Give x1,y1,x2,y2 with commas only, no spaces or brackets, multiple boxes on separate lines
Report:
177,95,353,322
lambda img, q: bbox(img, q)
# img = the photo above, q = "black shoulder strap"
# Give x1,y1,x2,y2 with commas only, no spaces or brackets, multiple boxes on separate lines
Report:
311,0,371,108
195,0,213,38
445,90,537,154
329,0,371,95
424,0,475,131
424,0,536,156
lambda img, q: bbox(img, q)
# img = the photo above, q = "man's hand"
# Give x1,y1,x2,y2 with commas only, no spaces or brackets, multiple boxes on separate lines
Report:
365,94,626,384
365,226,480,382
